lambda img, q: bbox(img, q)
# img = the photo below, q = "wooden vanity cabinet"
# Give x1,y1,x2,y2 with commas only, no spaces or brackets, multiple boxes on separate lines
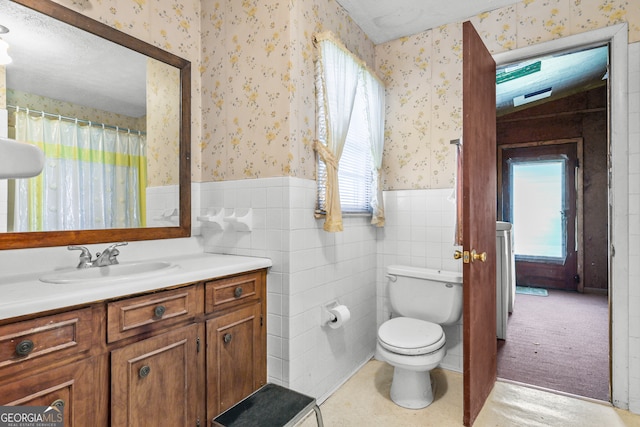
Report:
204,270,267,420
0,358,96,426
0,268,267,427
111,324,200,426
0,307,100,426
107,284,203,426
207,302,263,417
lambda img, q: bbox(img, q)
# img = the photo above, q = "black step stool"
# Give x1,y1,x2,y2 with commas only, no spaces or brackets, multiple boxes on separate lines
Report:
212,383,324,427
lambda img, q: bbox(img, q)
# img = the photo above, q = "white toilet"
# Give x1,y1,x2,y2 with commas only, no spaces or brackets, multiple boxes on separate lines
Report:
376,265,463,409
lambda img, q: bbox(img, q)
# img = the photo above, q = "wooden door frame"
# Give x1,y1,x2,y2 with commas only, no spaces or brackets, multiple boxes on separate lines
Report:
497,138,584,292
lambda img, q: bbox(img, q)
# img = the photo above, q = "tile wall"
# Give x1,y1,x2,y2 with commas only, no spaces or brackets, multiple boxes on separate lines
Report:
145,184,180,228
196,178,464,400
627,41,640,412
198,177,377,401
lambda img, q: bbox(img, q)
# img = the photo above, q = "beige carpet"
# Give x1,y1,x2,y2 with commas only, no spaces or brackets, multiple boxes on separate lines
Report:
497,290,609,401
297,359,640,427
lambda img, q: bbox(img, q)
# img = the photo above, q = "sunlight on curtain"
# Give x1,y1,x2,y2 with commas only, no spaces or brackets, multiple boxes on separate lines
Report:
314,33,360,232
361,69,386,227
12,110,147,232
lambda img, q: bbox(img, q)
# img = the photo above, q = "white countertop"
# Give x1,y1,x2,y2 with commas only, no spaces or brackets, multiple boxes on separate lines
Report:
0,252,272,321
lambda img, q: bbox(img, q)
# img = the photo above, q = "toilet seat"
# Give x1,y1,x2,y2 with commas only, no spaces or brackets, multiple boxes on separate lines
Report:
378,317,445,356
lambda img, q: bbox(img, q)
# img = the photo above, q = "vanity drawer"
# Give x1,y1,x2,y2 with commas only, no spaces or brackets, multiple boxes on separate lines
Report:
0,307,93,371
205,271,263,313
107,285,198,343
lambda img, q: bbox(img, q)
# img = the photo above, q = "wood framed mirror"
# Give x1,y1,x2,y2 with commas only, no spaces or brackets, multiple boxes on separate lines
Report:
0,0,191,249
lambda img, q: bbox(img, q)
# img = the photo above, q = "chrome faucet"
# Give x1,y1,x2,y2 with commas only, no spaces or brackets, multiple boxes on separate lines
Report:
94,242,128,267
68,242,128,268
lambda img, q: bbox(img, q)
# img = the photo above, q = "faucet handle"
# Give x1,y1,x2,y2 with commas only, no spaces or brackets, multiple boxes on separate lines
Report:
109,248,121,264
68,245,91,257
99,242,127,266
108,242,128,250
68,245,93,268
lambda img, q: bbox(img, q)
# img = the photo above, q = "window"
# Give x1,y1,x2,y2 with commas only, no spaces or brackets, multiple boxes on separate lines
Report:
314,32,385,232
317,88,373,213
511,159,566,260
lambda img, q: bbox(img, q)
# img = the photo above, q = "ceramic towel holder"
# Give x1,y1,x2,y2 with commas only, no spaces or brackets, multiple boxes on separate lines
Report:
154,208,179,224
197,208,252,231
223,208,252,231
197,208,225,230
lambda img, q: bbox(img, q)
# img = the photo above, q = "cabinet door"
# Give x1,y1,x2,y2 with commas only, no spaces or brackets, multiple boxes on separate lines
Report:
0,358,96,426
207,302,265,418
111,324,198,427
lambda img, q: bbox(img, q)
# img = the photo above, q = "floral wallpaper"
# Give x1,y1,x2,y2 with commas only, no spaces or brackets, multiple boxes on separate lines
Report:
6,89,144,132
377,0,639,190
147,58,180,187
376,26,463,190
200,0,373,181
46,0,639,190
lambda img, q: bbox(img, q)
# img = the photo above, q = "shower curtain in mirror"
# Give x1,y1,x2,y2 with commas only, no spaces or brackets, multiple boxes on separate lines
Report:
12,110,147,232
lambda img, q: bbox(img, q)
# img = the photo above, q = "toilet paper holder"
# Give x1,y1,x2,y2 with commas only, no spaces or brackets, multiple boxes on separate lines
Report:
322,300,350,329
322,301,340,325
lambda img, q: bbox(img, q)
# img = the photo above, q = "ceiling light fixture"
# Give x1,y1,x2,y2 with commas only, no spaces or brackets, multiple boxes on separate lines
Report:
0,24,12,66
513,87,553,107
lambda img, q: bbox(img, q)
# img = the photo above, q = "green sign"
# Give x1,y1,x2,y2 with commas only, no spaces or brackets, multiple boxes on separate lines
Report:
496,61,542,84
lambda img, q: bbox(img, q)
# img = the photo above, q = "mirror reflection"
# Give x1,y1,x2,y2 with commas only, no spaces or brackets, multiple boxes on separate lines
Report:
0,0,181,233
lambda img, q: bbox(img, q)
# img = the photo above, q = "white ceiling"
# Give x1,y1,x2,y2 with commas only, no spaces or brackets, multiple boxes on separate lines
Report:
335,0,521,44
0,1,147,118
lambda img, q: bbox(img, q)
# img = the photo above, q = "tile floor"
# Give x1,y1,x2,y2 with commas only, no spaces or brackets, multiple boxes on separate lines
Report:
297,359,640,426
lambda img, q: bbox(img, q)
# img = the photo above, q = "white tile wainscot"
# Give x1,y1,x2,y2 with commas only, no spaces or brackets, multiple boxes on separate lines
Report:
200,177,377,402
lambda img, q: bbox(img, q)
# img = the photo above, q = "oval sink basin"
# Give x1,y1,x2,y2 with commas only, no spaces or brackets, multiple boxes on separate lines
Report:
40,261,176,284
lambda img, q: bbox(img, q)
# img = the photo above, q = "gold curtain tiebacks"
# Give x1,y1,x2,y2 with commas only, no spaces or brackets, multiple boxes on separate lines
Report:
314,140,338,169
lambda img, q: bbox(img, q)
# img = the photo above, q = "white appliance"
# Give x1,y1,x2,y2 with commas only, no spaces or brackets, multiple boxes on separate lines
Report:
496,221,516,340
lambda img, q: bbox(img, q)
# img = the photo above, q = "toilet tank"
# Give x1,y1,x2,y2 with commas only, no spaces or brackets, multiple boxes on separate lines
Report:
387,265,463,325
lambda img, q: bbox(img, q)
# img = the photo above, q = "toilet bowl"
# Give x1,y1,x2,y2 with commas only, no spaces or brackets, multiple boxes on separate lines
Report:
376,265,462,409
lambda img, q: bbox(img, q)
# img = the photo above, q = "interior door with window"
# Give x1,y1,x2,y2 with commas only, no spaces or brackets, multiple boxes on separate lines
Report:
500,143,578,290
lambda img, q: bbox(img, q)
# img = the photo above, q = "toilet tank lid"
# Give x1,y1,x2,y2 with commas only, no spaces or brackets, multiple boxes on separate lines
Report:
387,265,462,284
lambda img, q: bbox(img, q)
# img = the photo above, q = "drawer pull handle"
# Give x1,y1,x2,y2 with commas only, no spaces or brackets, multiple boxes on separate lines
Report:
154,305,166,318
223,333,233,344
234,287,243,298
15,339,34,357
139,365,151,378
50,399,65,409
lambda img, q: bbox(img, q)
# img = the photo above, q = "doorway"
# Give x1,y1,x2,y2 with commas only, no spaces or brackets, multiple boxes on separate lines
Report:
495,48,609,401
489,22,628,408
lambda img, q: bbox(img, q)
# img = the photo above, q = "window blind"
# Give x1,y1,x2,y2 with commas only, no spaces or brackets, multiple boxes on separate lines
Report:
317,88,373,214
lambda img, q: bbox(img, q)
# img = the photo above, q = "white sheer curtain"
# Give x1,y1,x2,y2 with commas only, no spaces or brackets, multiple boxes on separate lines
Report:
12,110,146,232
315,32,386,232
361,69,386,227
314,32,361,232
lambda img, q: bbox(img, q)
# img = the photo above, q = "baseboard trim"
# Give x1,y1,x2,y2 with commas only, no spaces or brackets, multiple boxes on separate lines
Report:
583,287,608,295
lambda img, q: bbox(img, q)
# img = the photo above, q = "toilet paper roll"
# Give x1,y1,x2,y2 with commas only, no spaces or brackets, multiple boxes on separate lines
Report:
328,305,351,329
